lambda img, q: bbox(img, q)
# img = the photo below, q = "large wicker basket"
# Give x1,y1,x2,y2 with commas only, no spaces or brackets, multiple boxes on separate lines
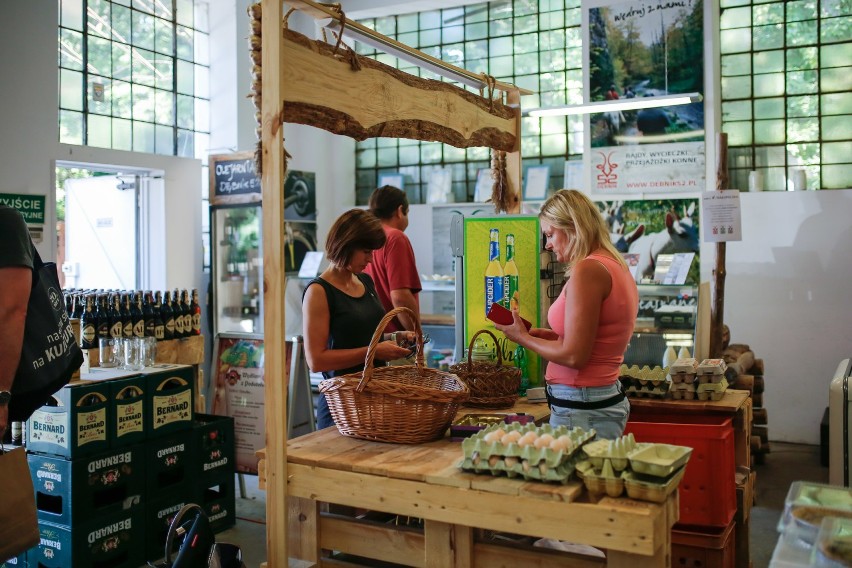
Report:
450,329,521,409
319,307,469,444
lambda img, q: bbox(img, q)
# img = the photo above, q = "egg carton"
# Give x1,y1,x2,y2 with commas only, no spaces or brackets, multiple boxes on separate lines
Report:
669,382,697,400
581,434,640,471
579,459,626,498
695,378,729,400
669,371,697,385
623,466,687,503
619,364,669,383
460,423,596,483
697,358,727,376
626,383,670,399
627,443,693,477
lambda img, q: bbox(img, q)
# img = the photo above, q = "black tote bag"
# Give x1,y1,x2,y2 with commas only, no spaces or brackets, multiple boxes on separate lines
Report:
10,249,83,421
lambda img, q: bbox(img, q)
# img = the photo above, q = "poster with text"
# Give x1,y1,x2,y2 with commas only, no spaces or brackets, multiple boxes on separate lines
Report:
586,0,705,193
211,334,265,474
463,216,542,385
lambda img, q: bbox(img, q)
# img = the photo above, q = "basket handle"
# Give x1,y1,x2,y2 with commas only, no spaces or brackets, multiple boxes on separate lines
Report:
465,328,503,372
356,306,424,393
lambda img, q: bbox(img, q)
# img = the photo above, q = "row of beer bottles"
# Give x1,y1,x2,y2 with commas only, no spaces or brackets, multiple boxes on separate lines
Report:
64,288,201,349
484,228,520,317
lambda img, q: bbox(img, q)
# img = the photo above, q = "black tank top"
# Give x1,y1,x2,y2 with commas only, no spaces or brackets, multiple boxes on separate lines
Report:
304,273,386,378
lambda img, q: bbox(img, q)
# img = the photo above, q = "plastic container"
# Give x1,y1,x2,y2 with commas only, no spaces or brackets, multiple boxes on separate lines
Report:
671,521,736,568
813,516,852,567
779,481,852,547
625,414,736,527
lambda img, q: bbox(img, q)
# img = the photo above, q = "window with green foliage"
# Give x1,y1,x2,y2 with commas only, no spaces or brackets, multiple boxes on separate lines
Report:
354,0,583,205
58,0,210,159
720,0,851,190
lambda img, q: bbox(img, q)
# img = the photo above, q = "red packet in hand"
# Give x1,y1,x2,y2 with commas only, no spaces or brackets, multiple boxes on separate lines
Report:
487,302,532,331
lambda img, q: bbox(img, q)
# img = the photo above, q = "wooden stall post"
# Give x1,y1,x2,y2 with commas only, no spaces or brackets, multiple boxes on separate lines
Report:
505,88,522,214
260,0,288,565
710,133,728,358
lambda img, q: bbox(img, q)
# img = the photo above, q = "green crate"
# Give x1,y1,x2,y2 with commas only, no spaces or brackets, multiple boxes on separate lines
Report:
28,445,145,526
194,414,235,479
143,365,195,436
26,380,112,458
196,471,236,533
144,429,194,495
144,488,192,564
0,553,28,567
111,375,147,447
28,510,144,568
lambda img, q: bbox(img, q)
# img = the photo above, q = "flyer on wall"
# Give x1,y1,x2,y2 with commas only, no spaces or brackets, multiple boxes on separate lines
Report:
211,333,265,474
584,0,705,193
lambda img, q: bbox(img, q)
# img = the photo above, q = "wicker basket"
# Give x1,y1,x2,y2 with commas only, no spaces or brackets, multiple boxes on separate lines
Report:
450,329,521,409
319,307,469,444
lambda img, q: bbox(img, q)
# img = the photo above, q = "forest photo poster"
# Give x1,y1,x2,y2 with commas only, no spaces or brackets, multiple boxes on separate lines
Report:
585,0,706,193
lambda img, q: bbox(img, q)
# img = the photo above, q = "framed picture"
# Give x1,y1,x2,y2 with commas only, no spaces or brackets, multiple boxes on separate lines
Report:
524,165,550,200
474,168,492,202
378,172,404,190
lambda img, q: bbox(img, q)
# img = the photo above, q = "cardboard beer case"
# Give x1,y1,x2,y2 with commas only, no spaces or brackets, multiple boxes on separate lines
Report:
142,364,194,437
27,445,145,526
26,380,113,458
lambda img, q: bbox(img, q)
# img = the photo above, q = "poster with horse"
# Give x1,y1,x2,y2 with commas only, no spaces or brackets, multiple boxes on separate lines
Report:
585,0,706,193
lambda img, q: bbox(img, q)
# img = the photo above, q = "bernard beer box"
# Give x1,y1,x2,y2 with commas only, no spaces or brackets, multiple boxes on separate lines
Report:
27,380,113,458
144,488,190,562
110,375,147,447
143,364,194,436
28,509,144,568
28,445,145,526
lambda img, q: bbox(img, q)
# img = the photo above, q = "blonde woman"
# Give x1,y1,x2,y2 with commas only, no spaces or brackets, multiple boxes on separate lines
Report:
494,190,638,439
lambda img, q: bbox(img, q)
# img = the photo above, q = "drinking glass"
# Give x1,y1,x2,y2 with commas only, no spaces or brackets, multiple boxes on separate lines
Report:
99,337,119,368
142,337,157,367
122,337,144,371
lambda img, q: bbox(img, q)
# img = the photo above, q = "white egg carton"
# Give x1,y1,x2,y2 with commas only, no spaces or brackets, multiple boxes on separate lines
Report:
581,434,639,471
460,422,595,483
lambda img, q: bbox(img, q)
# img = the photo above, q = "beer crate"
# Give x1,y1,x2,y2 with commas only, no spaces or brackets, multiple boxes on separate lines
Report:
196,470,236,533
27,510,144,568
144,429,194,495
143,364,195,436
26,380,112,458
194,413,236,479
0,553,27,567
144,488,191,563
27,445,145,526
111,375,147,447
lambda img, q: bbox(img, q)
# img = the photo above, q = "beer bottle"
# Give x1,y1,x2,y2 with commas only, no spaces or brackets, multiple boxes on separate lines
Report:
503,233,520,310
109,293,123,339
143,291,156,338
161,291,175,340
80,294,97,349
121,293,134,338
72,292,84,319
173,289,186,338
190,288,201,336
153,291,165,341
484,228,504,318
96,294,110,340
180,290,192,338
132,292,145,338
64,292,74,318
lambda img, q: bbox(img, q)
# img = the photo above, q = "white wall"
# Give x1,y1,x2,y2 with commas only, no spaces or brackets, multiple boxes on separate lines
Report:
0,0,202,292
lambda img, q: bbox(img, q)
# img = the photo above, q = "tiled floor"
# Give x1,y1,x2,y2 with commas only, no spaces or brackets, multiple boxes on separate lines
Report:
217,441,828,568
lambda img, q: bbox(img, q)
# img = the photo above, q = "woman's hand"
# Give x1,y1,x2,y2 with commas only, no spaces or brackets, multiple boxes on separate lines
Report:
493,308,529,344
375,340,414,361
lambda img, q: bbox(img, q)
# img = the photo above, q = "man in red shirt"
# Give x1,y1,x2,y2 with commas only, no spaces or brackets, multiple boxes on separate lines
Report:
364,185,422,333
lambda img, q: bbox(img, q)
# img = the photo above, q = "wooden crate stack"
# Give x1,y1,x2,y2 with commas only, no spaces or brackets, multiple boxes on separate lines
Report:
723,343,769,464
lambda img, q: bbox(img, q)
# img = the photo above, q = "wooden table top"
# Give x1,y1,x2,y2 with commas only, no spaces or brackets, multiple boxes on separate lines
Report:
628,389,750,415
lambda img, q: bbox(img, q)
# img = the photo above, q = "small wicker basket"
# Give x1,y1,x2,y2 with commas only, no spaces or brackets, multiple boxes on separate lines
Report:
450,329,521,409
319,307,469,444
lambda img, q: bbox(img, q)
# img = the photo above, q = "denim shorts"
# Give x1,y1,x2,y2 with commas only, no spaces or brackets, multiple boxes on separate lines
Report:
546,382,630,440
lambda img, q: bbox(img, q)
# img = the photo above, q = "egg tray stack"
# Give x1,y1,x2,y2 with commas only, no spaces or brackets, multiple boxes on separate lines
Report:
619,364,670,399
575,434,692,503
668,358,731,401
460,423,596,483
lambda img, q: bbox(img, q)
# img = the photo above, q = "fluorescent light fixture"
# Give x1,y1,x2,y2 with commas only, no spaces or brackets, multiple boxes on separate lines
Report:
323,18,486,90
524,92,703,117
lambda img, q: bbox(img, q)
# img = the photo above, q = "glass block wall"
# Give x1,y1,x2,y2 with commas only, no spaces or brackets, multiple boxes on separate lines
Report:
720,0,851,190
58,0,210,160
354,0,583,205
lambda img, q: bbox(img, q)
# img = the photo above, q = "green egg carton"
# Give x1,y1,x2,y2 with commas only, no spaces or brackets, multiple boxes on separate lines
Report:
623,466,687,503
627,443,693,477
581,434,640,471
582,458,626,498
459,422,595,483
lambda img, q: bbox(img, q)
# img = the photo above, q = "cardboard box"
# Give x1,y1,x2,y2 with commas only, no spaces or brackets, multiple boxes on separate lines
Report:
28,445,145,526
144,429,193,495
111,375,147,447
193,414,235,479
143,365,194,436
28,509,144,568
26,380,112,458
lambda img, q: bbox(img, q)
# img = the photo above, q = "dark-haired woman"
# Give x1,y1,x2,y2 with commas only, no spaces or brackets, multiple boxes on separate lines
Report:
302,208,415,429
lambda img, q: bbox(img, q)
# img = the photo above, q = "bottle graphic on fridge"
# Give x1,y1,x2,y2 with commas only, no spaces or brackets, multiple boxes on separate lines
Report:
484,228,504,317
503,233,519,310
